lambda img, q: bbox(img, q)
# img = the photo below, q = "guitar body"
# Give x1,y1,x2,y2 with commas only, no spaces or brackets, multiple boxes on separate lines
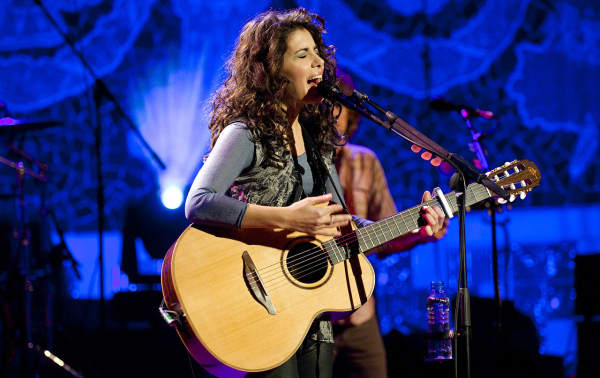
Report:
161,223,375,377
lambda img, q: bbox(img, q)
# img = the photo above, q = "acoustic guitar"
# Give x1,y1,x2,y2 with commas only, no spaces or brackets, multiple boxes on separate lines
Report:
161,159,540,377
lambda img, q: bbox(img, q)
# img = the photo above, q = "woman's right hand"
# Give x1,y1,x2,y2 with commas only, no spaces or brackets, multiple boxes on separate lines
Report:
283,193,352,236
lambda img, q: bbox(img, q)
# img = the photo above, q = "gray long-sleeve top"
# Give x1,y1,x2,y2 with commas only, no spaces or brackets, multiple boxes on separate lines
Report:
185,122,369,228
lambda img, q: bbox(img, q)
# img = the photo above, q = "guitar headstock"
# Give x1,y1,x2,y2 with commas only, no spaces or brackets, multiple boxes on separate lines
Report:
486,159,541,202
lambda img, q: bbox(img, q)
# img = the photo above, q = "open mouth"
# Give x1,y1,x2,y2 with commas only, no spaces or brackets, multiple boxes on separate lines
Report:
307,74,322,86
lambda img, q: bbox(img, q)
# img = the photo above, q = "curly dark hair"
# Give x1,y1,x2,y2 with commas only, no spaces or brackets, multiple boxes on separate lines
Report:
207,8,341,166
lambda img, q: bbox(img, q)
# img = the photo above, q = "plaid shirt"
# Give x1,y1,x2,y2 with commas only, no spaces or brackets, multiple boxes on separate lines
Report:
335,143,397,326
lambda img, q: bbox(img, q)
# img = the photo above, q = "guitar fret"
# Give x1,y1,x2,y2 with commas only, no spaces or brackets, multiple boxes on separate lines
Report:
366,226,377,251
383,218,395,240
482,187,492,198
389,218,398,238
335,241,345,263
470,185,479,203
339,240,348,260
364,227,376,251
401,214,410,233
447,193,457,215
328,240,342,264
357,229,375,253
355,228,368,253
373,222,383,246
392,216,403,237
411,209,420,230
326,241,335,264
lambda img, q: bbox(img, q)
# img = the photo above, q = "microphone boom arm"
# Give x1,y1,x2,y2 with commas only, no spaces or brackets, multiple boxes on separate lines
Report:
383,110,509,199
318,81,509,199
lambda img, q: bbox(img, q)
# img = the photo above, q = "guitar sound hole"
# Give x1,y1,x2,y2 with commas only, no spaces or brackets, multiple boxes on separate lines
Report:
286,242,328,284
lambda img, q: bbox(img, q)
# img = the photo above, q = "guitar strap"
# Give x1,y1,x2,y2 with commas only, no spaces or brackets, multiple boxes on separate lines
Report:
300,124,351,216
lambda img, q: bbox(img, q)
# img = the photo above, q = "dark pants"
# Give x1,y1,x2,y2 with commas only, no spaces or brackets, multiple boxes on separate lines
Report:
332,315,388,378
247,337,333,378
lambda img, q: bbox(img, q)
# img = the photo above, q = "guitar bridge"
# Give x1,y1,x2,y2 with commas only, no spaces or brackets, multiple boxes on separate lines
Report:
243,251,277,315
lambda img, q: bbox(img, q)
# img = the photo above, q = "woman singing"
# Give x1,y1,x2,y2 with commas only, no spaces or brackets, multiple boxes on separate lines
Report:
185,8,445,377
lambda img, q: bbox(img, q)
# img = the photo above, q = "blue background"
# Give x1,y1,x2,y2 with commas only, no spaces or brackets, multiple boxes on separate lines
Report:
1,0,599,376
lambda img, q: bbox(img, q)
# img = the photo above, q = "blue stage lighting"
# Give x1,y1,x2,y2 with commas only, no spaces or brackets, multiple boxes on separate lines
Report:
161,186,183,209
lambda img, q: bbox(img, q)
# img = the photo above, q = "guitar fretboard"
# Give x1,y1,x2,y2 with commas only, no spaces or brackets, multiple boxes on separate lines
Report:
323,183,492,265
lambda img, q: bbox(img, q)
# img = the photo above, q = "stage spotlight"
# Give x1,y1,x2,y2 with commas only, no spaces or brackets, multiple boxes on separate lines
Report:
161,186,183,209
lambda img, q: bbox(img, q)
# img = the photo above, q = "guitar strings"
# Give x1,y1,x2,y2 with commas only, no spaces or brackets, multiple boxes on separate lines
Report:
261,206,428,289
257,203,478,291
246,186,490,290
269,186,493,290
253,200,434,285
245,186,490,290
245,186,491,290
252,195,443,281
251,188,466,283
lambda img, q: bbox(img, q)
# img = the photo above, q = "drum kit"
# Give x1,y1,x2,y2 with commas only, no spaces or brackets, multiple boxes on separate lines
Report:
0,101,85,377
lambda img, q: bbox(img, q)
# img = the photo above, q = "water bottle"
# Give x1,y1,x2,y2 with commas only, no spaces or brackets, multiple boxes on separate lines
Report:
427,281,452,360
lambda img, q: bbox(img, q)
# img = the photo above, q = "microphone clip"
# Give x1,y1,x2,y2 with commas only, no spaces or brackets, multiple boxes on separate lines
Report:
351,90,369,103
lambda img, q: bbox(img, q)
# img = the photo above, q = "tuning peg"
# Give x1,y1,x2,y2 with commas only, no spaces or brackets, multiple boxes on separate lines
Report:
520,192,527,200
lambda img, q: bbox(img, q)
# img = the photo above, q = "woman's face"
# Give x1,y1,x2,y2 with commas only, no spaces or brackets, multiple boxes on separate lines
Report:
280,28,325,108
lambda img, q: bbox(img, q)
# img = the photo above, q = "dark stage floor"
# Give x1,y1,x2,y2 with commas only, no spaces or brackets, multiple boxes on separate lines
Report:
1,291,568,378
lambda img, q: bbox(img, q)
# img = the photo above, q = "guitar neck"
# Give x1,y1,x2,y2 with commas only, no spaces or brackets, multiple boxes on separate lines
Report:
324,182,492,265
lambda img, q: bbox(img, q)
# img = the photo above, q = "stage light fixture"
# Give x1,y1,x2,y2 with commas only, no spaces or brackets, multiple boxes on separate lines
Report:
161,186,183,209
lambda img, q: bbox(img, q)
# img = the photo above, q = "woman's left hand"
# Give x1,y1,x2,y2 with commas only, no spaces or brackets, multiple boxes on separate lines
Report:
374,191,448,257
418,191,447,237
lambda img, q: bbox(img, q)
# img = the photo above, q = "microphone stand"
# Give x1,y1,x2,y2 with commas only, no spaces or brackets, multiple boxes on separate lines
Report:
34,2,166,376
33,0,166,171
0,151,48,378
333,90,511,378
459,111,503,378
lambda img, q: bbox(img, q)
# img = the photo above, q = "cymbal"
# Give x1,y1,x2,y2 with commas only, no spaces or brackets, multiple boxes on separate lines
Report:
0,117,62,133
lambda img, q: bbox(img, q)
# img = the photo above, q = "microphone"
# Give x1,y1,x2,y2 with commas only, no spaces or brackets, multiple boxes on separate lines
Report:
317,80,359,109
430,97,495,119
